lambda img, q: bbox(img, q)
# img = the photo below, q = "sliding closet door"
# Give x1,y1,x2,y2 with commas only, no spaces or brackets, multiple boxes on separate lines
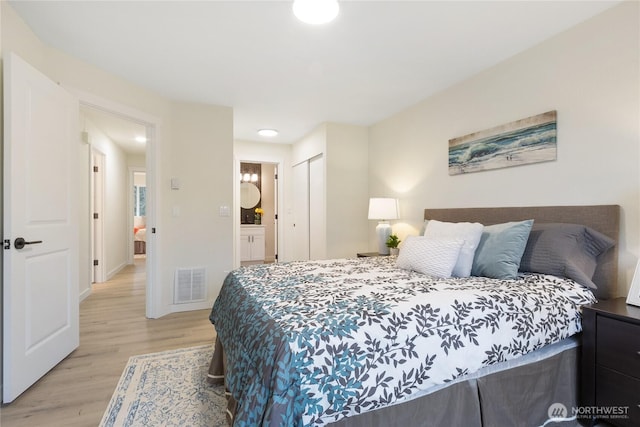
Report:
308,155,325,260
292,161,310,261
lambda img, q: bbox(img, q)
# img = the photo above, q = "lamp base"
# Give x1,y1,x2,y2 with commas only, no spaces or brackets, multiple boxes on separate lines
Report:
376,221,391,255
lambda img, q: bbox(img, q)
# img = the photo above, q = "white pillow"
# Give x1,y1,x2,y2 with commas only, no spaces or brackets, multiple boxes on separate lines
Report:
396,236,464,278
424,220,484,277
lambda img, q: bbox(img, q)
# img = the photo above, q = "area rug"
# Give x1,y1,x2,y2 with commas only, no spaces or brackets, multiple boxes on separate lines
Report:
100,345,229,427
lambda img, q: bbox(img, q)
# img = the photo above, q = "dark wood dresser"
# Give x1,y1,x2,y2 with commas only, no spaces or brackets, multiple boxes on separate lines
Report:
581,297,640,427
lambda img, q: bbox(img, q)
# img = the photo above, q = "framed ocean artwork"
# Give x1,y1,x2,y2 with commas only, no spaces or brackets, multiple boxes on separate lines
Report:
448,111,557,175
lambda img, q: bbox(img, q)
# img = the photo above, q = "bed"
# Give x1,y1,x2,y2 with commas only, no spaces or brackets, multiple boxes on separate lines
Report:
134,228,146,254
134,215,146,254
208,205,620,426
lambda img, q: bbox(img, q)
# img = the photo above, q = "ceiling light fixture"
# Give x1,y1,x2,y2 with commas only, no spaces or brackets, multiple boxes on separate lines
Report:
135,136,147,143
257,129,279,137
293,0,339,25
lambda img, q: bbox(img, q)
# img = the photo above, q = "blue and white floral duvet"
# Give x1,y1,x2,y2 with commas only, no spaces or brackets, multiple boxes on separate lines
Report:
209,256,596,426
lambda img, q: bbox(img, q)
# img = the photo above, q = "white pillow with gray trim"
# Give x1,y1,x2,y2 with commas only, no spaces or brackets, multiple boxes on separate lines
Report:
396,236,464,278
424,220,484,277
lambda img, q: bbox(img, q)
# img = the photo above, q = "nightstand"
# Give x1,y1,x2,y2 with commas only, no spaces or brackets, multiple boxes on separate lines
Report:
357,252,388,257
581,298,640,427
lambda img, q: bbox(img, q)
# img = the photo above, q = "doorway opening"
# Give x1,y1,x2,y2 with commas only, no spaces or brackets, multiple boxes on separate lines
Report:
79,100,159,318
132,170,147,261
238,160,280,266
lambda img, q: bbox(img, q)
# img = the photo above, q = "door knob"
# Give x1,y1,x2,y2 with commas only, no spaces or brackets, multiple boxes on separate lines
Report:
14,237,43,250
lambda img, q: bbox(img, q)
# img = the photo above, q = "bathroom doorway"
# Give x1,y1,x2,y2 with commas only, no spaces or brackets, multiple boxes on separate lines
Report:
239,161,278,264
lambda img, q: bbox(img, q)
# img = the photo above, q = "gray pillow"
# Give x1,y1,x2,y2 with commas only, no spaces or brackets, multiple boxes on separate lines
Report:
519,223,615,290
471,220,534,279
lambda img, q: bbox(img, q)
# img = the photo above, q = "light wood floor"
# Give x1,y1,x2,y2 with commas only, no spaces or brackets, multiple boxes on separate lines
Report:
1,258,216,426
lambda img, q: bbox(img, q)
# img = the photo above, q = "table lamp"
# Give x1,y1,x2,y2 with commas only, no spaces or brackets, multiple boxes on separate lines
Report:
368,198,399,255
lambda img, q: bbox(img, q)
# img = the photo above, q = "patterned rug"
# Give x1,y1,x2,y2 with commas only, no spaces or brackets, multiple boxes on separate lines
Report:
100,345,229,427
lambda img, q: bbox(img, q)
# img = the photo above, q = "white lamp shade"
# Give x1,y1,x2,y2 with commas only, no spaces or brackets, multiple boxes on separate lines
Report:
368,198,398,255
368,198,399,220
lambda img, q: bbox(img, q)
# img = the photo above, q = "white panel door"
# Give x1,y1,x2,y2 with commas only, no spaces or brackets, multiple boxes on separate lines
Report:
3,53,80,403
308,155,325,260
292,161,309,261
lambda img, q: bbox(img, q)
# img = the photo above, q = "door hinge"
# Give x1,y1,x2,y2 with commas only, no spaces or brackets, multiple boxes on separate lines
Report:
275,254,278,261
275,173,278,180
275,214,278,220
152,227,156,234
93,166,99,173
93,259,99,266
4,239,10,250
93,213,99,219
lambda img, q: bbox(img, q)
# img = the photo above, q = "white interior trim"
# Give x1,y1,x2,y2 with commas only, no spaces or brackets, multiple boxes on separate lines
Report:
65,86,164,319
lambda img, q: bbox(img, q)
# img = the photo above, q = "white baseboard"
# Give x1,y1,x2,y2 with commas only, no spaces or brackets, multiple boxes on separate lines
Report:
106,262,127,280
79,286,92,302
169,300,214,314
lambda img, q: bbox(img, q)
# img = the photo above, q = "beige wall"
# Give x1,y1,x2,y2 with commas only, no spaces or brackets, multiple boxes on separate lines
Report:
128,154,146,169
2,3,234,316
293,122,369,259
325,123,369,258
163,102,233,311
369,1,640,297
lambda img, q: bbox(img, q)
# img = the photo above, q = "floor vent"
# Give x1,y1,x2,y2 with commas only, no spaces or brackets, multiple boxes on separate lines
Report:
174,267,206,304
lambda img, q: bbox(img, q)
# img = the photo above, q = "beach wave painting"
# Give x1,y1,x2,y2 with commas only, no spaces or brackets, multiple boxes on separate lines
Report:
449,111,557,175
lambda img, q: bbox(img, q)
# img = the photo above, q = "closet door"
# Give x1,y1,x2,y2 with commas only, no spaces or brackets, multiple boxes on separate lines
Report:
308,155,325,260
292,161,309,261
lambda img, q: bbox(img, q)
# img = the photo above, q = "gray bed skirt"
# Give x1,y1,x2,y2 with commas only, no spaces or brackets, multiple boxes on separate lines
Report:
208,335,581,427
329,339,580,427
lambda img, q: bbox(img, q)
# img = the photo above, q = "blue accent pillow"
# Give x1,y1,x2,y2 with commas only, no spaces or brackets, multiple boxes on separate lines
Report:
471,219,534,279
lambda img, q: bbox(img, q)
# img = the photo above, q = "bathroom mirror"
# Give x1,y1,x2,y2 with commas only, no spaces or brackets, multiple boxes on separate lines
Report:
240,182,261,209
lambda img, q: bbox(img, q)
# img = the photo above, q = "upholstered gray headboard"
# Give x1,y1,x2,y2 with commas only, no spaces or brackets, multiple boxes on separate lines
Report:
424,205,620,299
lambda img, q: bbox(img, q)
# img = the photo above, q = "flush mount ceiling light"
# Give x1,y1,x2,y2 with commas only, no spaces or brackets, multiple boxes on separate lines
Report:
135,136,147,143
257,129,279,137
293,0,339,25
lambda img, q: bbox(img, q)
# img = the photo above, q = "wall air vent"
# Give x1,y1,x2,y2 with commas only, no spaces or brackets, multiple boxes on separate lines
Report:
174,267,206,304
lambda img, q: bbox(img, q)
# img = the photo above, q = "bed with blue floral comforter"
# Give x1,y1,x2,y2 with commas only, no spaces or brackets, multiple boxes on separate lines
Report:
209,256,596,426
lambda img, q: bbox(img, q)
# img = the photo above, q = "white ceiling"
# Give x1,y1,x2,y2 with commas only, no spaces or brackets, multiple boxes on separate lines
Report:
81,106,148,155
10,0,621,147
